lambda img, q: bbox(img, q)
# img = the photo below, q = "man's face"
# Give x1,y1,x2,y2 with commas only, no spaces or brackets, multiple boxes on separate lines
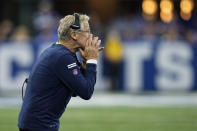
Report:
76,22,91,49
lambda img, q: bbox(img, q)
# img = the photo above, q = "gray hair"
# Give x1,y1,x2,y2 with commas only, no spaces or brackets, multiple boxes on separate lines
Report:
58,14,90,41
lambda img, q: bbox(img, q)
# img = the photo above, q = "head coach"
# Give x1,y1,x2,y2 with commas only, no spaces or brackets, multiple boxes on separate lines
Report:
18,13,104,131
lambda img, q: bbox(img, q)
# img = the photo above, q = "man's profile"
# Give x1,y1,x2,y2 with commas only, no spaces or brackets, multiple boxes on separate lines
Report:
18,13,103,131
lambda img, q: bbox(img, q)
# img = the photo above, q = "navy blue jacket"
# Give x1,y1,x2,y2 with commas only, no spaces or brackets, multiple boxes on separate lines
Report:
18,43,97,131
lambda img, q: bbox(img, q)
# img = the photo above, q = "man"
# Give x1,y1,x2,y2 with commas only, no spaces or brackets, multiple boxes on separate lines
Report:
18,13,103,131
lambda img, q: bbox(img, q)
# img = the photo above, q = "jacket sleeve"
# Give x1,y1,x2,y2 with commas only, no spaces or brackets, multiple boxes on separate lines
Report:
54,54,97,100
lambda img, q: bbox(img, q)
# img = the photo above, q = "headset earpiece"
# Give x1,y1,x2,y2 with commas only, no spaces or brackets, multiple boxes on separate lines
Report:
70,13,80,30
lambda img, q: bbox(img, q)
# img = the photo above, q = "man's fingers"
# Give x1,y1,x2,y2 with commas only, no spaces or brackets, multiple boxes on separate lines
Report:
99,47,104,51
96,40,101,48
88,34,93,46
86,34,91,47
93,37,98,47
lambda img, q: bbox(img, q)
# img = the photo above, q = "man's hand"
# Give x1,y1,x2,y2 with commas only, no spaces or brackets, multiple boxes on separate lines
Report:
79,34,104,68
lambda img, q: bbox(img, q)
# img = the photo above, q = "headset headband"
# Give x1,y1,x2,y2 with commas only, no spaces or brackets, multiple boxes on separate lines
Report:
70,13,80,30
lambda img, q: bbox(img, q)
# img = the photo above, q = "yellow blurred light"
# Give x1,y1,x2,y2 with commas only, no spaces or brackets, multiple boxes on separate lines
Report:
160,12,173,23
142,0,158,15
180,0,194,14
180,11,192,21
160,0,174,14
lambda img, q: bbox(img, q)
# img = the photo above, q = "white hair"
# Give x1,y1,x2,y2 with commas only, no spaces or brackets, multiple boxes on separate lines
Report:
58,14,90,41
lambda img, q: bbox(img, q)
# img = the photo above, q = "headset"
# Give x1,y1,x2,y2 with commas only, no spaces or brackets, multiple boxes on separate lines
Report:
70,13,81,30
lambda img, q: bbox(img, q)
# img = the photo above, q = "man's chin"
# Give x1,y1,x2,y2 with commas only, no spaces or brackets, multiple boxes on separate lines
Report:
79,47,85,50
76,47,83,52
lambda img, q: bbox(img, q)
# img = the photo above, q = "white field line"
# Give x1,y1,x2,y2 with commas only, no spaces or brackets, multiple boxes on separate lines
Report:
0,93,197,108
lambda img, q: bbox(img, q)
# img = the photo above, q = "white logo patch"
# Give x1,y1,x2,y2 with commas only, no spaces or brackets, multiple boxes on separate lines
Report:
67,63,77,69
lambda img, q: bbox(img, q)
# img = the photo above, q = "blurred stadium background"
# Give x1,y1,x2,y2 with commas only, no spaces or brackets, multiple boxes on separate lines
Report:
0,0,197,130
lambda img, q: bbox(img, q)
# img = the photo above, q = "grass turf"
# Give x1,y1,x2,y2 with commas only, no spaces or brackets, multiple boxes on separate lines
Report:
0,107,197,131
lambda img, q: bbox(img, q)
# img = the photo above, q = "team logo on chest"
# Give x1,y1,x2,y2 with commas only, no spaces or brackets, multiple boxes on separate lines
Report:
72,69,78,75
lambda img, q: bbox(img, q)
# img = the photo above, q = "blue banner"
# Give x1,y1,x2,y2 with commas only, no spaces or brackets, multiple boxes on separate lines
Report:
124,40,197,91
0,40,196,91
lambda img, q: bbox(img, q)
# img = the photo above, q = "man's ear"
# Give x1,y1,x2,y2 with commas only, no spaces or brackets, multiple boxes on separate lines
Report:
70,31,77,41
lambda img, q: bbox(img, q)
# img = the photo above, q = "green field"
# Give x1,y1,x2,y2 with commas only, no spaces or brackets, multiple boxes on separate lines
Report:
0,107,197,131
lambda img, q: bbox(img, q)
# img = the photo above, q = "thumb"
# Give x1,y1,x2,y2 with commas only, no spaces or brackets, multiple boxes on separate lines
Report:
79,48,84,56
99,47,104,51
